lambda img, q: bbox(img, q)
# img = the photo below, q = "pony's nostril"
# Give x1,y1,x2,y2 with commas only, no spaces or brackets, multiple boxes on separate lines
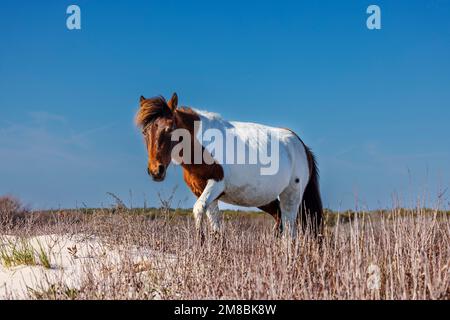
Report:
157,164,165,174
147,167,151,176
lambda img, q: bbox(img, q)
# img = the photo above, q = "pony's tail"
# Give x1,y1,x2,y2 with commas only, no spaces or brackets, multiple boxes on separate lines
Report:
299,145,323,237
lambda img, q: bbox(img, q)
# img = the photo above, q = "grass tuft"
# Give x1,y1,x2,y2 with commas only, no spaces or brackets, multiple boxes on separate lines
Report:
0,239,36,268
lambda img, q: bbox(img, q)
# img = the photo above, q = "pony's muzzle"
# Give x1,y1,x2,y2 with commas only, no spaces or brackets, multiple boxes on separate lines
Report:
148,164,166,181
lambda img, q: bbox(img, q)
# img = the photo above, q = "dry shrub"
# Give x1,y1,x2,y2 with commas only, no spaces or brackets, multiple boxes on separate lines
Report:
0,195,28,227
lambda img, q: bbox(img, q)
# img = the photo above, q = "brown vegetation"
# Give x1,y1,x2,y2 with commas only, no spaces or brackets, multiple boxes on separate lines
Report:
0,198,448,300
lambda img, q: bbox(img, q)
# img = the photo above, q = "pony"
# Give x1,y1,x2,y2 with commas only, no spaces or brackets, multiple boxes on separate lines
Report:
135,93,323,238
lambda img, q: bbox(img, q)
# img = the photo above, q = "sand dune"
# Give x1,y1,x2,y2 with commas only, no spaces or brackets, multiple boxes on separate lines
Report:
0,234,175,299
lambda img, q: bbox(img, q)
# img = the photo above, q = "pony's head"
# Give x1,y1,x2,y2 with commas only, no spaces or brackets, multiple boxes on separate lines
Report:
135,93,178,181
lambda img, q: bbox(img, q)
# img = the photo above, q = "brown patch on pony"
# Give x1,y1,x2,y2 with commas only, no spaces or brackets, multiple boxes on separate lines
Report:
135,94,224,196
173,108,224,197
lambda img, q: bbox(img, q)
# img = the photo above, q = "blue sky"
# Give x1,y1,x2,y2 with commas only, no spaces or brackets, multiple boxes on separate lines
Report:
1,1,449,210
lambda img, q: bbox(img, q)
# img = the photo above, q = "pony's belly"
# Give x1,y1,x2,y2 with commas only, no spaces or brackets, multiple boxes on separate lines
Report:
220,189,279,207
220,176,288,207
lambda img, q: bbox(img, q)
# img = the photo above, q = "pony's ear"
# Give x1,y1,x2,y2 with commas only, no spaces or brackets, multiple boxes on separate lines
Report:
167,92,178,112
140,95,146,103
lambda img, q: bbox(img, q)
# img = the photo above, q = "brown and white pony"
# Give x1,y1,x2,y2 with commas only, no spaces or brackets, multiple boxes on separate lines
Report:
136,93,323,238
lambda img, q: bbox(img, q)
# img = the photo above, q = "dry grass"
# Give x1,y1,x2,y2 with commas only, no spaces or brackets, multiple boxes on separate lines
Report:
0,200,449,300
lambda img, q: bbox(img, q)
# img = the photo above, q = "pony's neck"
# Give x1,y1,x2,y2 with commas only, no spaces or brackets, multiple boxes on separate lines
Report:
173,108,199,133
172,108,219,175
173,108,201,168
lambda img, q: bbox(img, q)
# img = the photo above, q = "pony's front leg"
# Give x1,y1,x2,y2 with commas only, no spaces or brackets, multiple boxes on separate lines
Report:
193,179,225,240
206,200,222,235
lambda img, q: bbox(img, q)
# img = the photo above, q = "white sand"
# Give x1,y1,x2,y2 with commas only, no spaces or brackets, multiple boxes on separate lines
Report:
0,234,175,299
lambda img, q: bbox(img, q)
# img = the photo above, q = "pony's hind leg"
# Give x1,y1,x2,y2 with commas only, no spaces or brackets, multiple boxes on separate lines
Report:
279,180,307,238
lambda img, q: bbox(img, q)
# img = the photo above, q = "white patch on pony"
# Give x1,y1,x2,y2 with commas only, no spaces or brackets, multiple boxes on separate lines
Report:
193,109,310,209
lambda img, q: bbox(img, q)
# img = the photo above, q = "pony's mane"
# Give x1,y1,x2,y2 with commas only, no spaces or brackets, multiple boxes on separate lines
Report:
135,96,172,128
